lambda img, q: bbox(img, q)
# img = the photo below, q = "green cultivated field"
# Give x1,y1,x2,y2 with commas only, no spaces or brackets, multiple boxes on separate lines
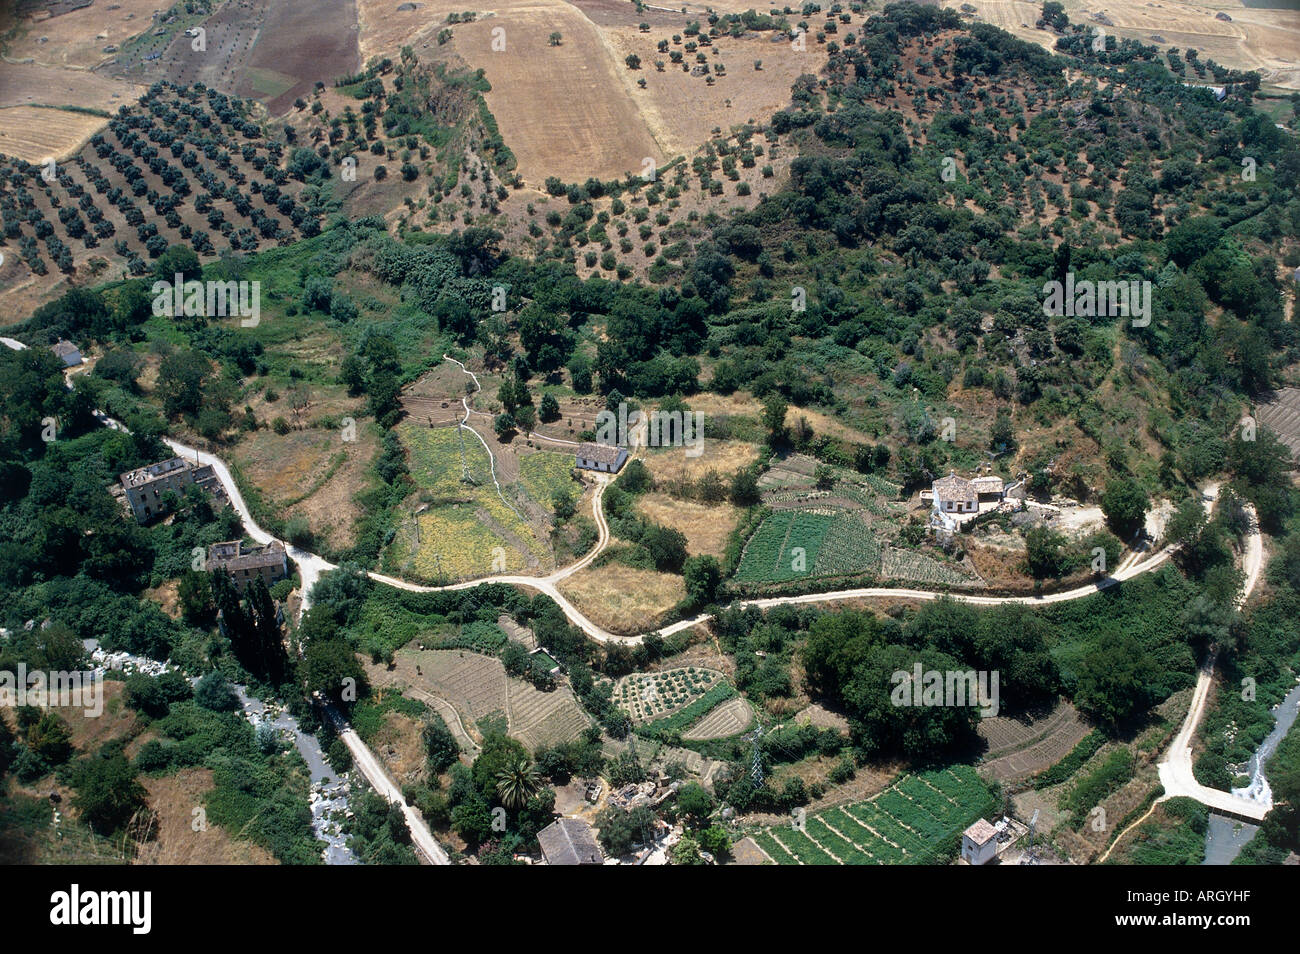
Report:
735,510,881,583
734,511,836,583
750,766,995,865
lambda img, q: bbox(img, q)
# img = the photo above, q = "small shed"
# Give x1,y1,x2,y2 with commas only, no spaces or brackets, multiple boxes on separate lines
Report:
50,340,83,367
538,817,604,865
961,818,999,866
575,441,628,474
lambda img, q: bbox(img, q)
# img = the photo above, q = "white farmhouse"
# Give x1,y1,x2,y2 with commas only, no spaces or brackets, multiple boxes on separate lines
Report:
575,442,628,474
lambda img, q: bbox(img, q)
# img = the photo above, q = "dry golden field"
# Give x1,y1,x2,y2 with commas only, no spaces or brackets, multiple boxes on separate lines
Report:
1,0,165,69
0,105,110,163
0,62,141,112
636,492,741,558
356,0,836,184
640,438,761,485
136,769,279,865
944,0,1300,89
558,562,685,634
234,425,378,551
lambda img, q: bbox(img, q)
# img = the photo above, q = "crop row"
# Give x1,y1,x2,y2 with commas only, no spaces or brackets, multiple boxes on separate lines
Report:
733,510,836,582
812,511,881,576
752,766,992,865
635,683,738,741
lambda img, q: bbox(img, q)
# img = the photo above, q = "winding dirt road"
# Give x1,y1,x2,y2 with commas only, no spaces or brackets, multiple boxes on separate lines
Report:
6,339,1274,845
1155,500,1270,822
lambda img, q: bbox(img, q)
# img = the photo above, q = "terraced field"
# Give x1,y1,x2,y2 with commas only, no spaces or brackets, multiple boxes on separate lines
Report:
750,766,995,865
614,668,725,724
681,696,754,740
389,647,587,752
508,681,591,752
978,700,1091,783
1255,387,1300,463
399,649,509,731
880,546,978,587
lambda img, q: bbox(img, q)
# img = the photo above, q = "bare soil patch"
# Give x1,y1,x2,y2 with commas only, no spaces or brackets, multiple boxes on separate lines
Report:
558,562,685,635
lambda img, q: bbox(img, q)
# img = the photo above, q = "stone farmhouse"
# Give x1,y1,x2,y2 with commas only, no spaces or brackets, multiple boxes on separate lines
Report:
207,539,288,594
119,456,228,523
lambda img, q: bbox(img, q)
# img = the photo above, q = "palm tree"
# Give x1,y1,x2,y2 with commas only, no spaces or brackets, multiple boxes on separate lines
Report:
496,759,541,810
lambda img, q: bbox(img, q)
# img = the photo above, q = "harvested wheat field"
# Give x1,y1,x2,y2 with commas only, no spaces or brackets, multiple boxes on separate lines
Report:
0,62,140,112
136,768,278,865
358,0,828,185
558,562,685,635
636,492,741,558
431,2,664,183
0,106,108,163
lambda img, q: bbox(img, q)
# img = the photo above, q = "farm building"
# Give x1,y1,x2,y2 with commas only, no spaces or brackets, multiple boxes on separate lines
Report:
207,540,288,594
50,340,83,367
926,472,1023,533
119,456,228,523
961,818,999,865
971,475,1004,501
932,473,978,514
538,817,604,865
575,441,627,474
1184,82,1227,101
